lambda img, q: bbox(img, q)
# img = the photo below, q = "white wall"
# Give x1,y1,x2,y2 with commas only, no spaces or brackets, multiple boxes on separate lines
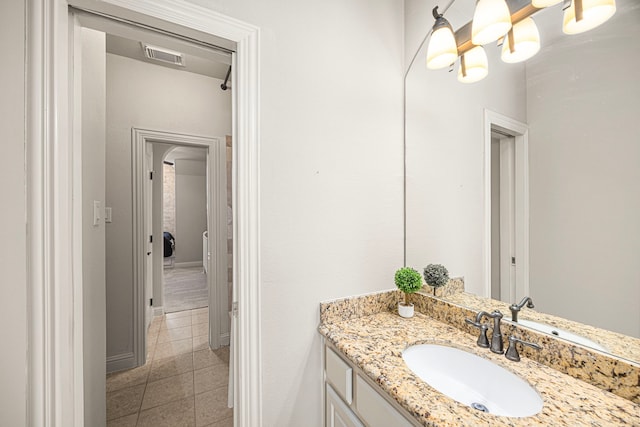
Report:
0,1,27,425
80,28,107,426
404,0,526,296
526,5,640,337
105,54,231,364
175,159,207,264
182,1,404,425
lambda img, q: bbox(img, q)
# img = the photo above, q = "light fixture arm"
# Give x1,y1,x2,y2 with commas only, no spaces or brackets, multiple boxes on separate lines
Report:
460,54,468,77
507,28,516,53
563,0,584,21
431,6,455,34
433,5,442,19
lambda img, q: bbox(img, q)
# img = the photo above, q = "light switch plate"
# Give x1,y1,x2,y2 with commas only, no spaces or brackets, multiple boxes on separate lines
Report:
93,201,101,226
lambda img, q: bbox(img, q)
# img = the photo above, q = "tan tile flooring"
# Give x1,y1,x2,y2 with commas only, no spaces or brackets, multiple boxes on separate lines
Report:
106,308,232,427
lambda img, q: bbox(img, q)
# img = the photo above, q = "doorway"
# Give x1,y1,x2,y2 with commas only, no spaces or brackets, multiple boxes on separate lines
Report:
108,128,230,425
130,131,230,354
483,110,530,305
162,146,210,314
28,1,261,425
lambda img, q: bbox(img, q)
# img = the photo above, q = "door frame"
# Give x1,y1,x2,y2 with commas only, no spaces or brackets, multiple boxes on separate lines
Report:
26,0,261,425
483,109,530,302
132,129,229,364
144,142,154,334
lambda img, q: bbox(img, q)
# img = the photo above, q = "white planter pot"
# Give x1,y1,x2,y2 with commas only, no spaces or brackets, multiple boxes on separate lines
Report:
398,303,414,318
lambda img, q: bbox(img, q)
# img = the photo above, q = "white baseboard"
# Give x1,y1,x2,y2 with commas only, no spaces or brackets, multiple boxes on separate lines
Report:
174,261,203,268
153,306,164,316
220,332,230,346
106,352,137,374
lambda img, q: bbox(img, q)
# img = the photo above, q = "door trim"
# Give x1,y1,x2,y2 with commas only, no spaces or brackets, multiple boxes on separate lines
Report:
26,1,261,425
483,109,529,301
132,129,229,359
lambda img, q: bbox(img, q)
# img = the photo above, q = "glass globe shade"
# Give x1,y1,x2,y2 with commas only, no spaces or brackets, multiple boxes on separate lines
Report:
532,0,562,7
501,18,541,63
472,0,512,45
427,26,458,70
563,0,616,35
458,46,488,83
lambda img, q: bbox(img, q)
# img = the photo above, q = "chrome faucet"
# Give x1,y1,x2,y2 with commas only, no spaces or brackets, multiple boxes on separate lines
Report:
509,297,534,322
466,310,504,354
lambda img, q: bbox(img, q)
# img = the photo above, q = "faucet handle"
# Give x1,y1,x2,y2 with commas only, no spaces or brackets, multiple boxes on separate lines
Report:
505,336,542,362
465,318,490,348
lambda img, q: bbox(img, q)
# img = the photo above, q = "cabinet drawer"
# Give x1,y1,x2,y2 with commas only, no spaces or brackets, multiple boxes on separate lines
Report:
325,347,353,404
326,384,364,427
355,375,413,427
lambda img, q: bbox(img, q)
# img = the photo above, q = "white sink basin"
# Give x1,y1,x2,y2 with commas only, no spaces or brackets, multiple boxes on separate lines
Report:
402,344,543,417
516,319,608,352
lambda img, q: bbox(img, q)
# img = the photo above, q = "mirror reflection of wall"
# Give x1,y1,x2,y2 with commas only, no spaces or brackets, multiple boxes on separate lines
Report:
527,4,639,340
405,0,639,340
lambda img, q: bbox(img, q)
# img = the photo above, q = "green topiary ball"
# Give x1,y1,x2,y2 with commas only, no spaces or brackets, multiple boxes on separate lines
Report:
394,267,423,294
423,264,449,289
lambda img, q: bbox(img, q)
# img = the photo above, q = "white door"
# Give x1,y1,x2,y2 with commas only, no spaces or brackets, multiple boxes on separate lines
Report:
145,142,154,331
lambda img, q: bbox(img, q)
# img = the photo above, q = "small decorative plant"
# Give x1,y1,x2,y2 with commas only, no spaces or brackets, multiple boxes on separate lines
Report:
394,267,423,307
423,264,449,296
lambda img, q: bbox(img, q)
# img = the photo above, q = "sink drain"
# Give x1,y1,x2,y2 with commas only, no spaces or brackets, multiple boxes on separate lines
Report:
471,402,489,413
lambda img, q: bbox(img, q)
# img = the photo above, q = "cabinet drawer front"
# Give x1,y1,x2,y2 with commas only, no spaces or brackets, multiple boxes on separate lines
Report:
326,384,364,427
355,375,413,427
325,347,353,404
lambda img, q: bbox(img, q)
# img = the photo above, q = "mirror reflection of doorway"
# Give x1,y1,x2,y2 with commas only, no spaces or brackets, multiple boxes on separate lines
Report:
490,130,516,303
484,112,530,306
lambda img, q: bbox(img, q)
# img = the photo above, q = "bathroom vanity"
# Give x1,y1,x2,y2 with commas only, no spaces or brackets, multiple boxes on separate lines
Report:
324,343,417,427
319,289,640,426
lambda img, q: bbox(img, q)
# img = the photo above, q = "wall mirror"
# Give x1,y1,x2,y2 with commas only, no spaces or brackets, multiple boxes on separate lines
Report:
405,0,639,364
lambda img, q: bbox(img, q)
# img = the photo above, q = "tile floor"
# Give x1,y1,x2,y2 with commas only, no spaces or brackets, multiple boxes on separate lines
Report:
106,308,232,427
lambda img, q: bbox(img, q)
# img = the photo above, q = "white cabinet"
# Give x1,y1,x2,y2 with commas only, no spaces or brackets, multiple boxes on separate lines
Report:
326,384,364,427
325,346,353,404
324,344,418,427
354,375,414,427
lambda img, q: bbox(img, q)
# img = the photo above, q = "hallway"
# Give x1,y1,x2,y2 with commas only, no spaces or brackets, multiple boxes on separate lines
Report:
106,308,231,426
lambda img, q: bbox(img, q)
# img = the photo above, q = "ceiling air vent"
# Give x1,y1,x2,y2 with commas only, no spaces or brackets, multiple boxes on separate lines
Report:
141,43,185,67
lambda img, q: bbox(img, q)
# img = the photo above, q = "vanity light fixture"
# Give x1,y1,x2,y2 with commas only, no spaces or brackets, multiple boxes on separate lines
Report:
562,0,617,34
426,7,458,70
471,0,513,45
458,46,489,83
426,0,617,83
501,17,541,63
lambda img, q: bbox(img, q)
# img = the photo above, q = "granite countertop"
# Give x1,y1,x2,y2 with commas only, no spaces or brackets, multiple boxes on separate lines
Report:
437,291,640,363
319,310,640,426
